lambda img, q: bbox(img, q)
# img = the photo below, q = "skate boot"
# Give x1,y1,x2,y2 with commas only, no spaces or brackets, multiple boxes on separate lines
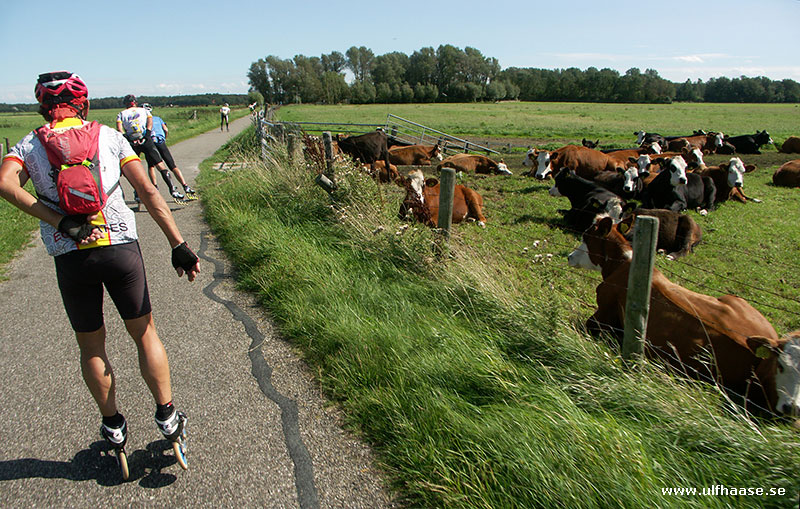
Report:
100,415,130,480
171,188,187,204
156,409,188,470
183,185,198,201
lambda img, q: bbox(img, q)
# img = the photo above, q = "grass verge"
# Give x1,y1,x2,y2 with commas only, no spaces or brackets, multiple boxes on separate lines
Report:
198,128,799,508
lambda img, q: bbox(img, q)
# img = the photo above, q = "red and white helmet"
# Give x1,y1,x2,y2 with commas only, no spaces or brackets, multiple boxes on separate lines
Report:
34,71,88,108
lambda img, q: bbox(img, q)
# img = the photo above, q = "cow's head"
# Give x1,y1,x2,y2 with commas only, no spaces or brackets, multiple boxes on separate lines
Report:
710,131,725,148
619,165,639,194
522,148,538,168
634,130,646,145
682,147,706,169
643,142,661,154
664,156,688,186
632,154,654,177
568,215,633,272
723,157,747,188
533,151,554,180
747,331,800,419
756,130,773,146
495,159,512,175
432,144,444,161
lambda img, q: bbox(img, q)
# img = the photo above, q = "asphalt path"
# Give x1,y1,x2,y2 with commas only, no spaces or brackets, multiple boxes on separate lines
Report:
0,115,395,507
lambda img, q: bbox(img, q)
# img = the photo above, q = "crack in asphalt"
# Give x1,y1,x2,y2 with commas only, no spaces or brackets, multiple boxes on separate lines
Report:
198,233,319,509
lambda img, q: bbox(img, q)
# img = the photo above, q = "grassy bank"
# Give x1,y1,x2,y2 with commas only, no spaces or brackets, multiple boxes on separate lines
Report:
198,124,799,508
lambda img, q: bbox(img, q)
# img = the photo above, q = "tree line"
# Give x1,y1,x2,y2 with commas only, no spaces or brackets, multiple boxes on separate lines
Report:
247,45,800,105
0,93,251,113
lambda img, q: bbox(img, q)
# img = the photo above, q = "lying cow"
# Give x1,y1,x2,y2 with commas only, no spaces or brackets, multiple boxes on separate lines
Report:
723,130,773,154
772,159,800,187
549,168,625,233
617,208,703,259
398,169,487,227
568,216,800,418
640,156,716,215
388,144,443,166
666,131,725,154
438,153,512,175
362,160,399,184
778,136,800,154
523,145,624,180
696,157,761,204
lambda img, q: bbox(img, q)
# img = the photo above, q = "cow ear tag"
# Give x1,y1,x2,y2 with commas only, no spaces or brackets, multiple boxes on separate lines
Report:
755,345,772,359
619,223,630,235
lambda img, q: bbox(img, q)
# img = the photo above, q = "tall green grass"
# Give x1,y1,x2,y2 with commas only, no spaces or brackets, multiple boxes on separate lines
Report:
198,129,800,508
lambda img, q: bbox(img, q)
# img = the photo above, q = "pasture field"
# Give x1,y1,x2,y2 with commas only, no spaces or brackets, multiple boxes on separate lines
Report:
276,101,800,151
198,103,800,508
0,106,248,278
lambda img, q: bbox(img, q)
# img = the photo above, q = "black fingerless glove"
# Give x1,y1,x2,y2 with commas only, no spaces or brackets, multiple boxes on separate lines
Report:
171,242,198,271
58,215,94,242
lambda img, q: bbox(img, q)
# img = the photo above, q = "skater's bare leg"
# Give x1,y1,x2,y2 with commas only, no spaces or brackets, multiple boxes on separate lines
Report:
124,313,172,405
76,325,117,416
148,165,159,187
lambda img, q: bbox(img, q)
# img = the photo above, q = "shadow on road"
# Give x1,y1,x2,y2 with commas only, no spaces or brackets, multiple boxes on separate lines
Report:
0,440,183,488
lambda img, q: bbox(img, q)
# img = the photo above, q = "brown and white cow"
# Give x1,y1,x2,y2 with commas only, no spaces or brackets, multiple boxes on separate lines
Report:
568,217,800,419
438,153,512,175
696,157,761,204
388,144,443,166
362,160,400,184
398,169,487,227
666,131,725,154
523,145,624,180
772,159,800,187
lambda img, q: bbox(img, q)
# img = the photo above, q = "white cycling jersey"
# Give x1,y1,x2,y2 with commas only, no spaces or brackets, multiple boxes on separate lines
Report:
4,119,140,256
117,106,151,138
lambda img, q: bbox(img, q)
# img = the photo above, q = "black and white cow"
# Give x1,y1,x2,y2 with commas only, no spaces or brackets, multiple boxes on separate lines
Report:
722,130,774,154
549,168,626,233
640,156,716,215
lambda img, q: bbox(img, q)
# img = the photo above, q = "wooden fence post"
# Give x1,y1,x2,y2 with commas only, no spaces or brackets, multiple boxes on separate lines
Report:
259,119,270,161
622,215,659,360
437,168,456,239
322,131,334,180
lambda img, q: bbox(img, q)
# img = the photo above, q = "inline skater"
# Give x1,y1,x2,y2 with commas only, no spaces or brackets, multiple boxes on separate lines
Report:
0,71,199,478
220,102,230,131
117,95,185,202
142,103,196,200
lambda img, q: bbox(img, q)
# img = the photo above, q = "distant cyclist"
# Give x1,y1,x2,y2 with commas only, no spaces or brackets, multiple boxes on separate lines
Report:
117,95,185,201
0,71,200,460
220,103,230,131
141,103,196,200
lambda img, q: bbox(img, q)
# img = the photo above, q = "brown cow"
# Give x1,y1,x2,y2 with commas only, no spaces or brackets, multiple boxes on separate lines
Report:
666,132,725,154
696,157,760,204
772,159,800,187
388,144,443,166
398,169,486,227
438,154,512,175
568,217,800,418
778,136,800,154
523,145,624,180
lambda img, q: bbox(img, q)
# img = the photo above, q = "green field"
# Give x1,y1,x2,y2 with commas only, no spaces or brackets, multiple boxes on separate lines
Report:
197,103,800,508
0,106,248,278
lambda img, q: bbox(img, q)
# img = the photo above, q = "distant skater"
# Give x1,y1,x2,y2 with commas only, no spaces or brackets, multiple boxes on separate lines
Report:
220,103,230,132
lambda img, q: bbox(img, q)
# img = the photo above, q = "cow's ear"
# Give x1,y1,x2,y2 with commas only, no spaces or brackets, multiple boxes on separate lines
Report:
619,214,634,234
597,216,614,236
425,178,439,187
628,156,637,164
744,164,757,173
746,336,780,359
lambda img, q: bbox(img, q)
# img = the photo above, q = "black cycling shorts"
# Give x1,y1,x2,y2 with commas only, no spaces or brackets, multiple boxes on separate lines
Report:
54,241,152,332
155,141,176,170
128,135,164,168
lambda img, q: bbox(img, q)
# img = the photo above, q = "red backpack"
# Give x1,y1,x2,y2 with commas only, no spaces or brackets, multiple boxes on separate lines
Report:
35,121,118,215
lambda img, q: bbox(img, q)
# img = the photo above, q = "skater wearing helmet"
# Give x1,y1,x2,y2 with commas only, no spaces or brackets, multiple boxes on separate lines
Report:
220,102,230,131
141,103,196,201
0,71,198,479
117,95,185,202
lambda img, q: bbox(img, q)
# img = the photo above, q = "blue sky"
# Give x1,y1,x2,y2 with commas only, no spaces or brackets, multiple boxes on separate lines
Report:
2,0,799,103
